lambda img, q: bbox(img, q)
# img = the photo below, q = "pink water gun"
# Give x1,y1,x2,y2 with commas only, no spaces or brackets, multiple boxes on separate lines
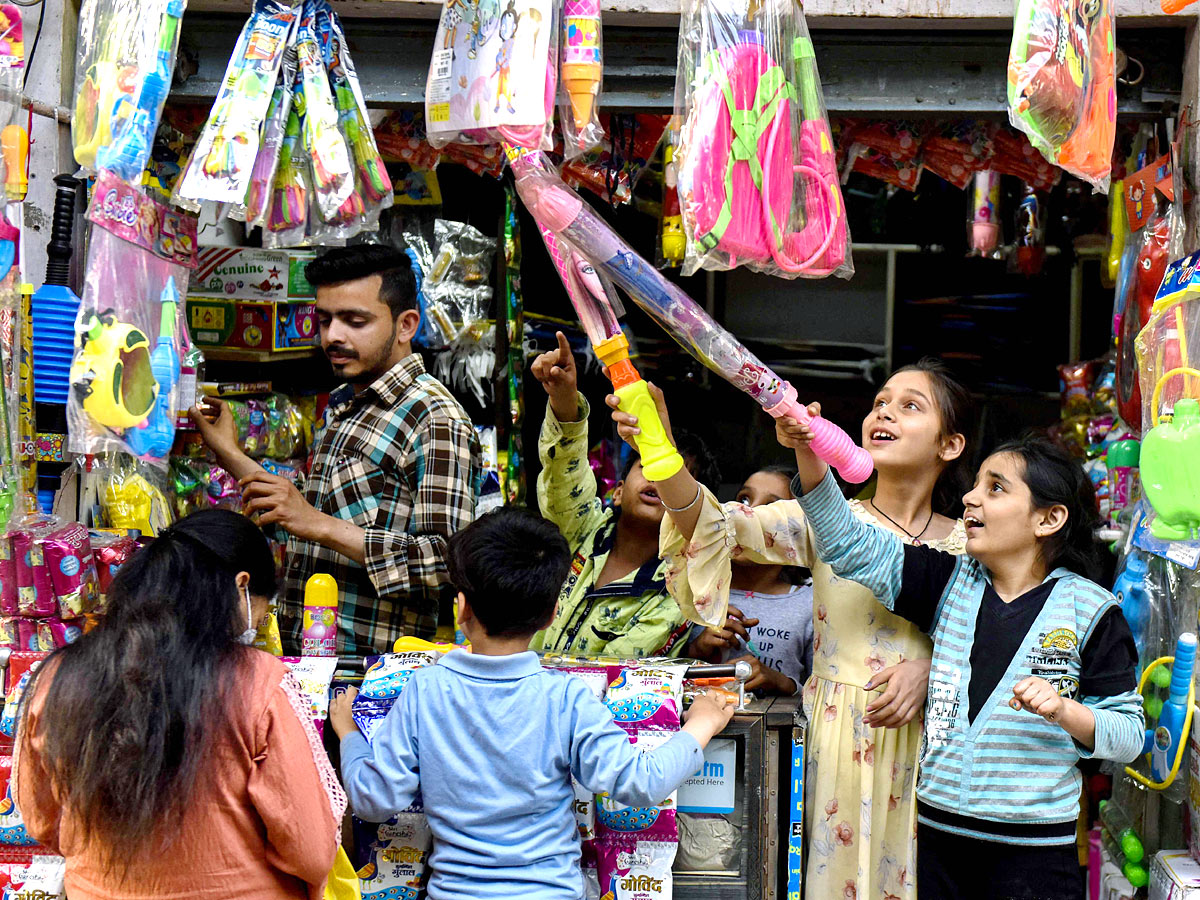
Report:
511,150,872,483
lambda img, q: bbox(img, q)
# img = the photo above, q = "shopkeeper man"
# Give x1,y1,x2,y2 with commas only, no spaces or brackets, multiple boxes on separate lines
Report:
191,244,482,656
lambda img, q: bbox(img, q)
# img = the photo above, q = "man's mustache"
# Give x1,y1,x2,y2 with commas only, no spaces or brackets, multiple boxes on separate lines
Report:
325,345,359,360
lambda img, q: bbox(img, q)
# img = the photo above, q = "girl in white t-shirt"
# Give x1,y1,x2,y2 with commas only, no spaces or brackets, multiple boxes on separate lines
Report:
685,465,813,695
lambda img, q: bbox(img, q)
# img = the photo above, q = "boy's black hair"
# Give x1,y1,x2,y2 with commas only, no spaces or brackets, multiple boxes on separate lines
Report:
620,428,722,490
446,507,571,638
305,244,418,319
992,432,1103,579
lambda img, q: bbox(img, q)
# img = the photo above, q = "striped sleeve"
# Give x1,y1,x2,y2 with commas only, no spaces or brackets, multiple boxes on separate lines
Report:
1079,689,1145,763
794,469,905,610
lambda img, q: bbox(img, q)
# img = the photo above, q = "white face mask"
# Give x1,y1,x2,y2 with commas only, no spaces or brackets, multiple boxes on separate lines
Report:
237,587,257,646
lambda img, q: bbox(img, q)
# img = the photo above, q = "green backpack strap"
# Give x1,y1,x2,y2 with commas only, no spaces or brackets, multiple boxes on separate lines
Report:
698,53,795,252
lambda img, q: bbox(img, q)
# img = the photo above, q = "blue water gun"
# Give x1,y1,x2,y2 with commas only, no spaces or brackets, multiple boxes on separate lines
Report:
1113,553,1150,670
96,0,186,180
127,277,180,459
1142,631,1197,784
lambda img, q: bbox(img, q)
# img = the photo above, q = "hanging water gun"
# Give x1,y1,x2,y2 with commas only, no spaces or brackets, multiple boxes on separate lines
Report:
97,0,186,181
510,148,872,483
126,278,180,460
1140,398,1200,541
661,143,684,266
515,150,682,480
1134,632,1197,787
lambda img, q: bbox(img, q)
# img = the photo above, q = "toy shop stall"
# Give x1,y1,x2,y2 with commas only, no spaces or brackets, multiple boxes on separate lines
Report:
0,0,1195,894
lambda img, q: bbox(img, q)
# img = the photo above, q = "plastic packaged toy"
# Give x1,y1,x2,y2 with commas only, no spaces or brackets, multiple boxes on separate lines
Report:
68,174,194,466
240,47,297,229
425,0,557,149
173,0,298,209
509,148,873,533
558,0,603,157
1006,0,1116,192
673,0,851,279
73,0,188,177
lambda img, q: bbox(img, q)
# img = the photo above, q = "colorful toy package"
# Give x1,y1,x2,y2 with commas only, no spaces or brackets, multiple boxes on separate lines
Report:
558,0,604,158
673,0,851,279
90,533,139,603
7,519,57,618
72,0,188,178
69,174,195,467
41,522,99,619
173,0,298,208
1006,0,1116,192
424,0,557,149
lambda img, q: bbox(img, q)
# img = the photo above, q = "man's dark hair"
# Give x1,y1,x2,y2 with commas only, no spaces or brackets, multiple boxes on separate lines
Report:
446,507,571,638
305,244,418,319
620,428,722,490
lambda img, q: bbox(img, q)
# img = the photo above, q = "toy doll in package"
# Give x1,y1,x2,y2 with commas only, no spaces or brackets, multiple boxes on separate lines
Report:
424,0,557,150
68,174,195,467
1006,0,1116,192
673,0,852,280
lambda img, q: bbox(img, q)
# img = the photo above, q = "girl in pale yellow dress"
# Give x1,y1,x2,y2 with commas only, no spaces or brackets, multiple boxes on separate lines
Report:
608,360,973,900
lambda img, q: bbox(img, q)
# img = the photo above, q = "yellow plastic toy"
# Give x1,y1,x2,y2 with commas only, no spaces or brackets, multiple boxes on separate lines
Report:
70,311,157,430
102,465,171,537
73,61,137,170
393,635,464,654
1124,652,1197,790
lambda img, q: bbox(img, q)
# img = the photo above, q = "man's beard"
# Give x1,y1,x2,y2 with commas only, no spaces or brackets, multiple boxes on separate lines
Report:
328,321,398,384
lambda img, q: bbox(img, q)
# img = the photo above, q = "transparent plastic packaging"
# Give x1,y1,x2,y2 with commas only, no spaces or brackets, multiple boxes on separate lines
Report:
409,220,495,349
238,47,297,228
673,0,851,279
1006,0,1115,192
172,0,297,209
424,0,557,149
68,179,193,467
558,0,603,158
73,0,188,178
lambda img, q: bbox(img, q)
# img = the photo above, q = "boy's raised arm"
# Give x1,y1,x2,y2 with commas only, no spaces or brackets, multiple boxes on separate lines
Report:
337,685,421,823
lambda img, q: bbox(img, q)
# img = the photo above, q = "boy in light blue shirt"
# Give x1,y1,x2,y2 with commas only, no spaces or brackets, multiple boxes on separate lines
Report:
330,507,735,900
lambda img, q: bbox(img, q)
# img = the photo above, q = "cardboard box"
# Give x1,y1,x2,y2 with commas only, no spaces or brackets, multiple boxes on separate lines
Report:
191,248,316,301
186,297,320,352
1151,851,1200,900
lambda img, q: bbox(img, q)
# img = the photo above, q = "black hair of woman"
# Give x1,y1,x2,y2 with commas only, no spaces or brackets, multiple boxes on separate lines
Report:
992,432,1104,579
19,509,278,870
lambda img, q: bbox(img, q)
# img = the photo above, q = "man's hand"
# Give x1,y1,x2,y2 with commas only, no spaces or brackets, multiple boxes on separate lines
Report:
329,686,360,740
730,654,796,695
1010,676,1065,722
241,472,325,541
531,331,580,423
864,658,930,728
686,607,758,661
190,398,240,457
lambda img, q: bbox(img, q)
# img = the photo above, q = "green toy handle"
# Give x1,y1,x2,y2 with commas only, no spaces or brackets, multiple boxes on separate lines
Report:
614,380,685,482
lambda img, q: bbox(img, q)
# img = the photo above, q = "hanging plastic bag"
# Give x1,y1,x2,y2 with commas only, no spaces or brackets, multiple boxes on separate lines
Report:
673,0,851,279
558,0,603,158
1006,0,1116,192
68,172,196,467
262,91,311,250
172,0,297,209
73,0,188,178
238,46,297,228
424,0,557,149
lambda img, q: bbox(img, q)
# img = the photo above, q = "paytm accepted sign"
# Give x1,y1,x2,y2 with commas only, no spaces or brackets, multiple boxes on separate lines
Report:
677,739,737,814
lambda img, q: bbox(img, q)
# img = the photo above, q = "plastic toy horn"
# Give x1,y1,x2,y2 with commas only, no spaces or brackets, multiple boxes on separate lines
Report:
126,277,181,459
510,149,873,484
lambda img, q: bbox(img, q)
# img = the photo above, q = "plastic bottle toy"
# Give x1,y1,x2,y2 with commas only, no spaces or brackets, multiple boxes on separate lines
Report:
1142,632,1197,782
1112,552,1149,666
126,277,180,459
69,312,156,430
302,573,337,656
1140,398,1200,540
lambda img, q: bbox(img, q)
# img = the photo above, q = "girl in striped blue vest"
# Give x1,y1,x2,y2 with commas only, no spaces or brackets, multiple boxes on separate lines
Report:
766,424,1144,900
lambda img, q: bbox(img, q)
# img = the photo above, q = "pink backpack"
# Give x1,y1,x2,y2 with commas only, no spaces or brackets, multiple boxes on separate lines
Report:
687,33,846,276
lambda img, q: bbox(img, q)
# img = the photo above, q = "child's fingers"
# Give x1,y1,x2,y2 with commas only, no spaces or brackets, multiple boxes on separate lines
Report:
554,330,572,364
806,401,822,418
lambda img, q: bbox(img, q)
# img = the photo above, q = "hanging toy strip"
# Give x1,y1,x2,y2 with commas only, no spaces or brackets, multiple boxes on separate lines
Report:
503,184,527,506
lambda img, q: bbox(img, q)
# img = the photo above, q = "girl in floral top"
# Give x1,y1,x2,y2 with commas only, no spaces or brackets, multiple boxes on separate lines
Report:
609,359,973,900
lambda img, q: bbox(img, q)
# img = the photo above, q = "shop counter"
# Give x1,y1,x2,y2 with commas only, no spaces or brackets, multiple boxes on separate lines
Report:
675,695,804,900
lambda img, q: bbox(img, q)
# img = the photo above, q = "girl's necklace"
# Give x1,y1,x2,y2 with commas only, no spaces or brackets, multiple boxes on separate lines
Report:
868,499,934,546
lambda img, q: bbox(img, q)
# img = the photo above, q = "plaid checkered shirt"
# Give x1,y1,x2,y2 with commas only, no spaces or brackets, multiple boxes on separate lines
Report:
280,354,482,657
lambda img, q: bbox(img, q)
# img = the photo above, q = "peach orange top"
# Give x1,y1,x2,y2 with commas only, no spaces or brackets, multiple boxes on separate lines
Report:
15,652,345,900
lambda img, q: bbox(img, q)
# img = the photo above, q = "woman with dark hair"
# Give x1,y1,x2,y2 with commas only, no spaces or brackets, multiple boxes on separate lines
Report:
610,358,974,900
15,509,345,900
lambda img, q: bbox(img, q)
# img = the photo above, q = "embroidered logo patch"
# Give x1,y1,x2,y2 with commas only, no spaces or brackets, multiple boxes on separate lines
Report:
1041,628,1078,652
